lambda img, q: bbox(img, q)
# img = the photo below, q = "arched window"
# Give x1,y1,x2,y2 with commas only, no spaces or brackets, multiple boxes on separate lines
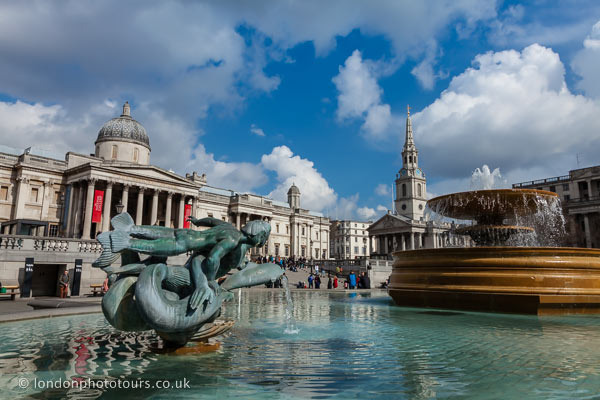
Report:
409,155,412,163
404,156,407,164
111,145,118,160
402,184,407,197
417,183,422,197
133,148,139,163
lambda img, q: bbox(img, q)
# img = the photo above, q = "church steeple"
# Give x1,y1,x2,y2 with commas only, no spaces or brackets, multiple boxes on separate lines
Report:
401,105,418,170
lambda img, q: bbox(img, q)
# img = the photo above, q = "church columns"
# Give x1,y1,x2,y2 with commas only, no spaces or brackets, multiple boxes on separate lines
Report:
136,188,145,225
101,181,113,232
73,184,83,238
401,234,406,251
151,190,159,225
236,213,241,230
165,192,173,228
65,183,75,237
121,184,129,213
409,232,415,250
13,176,29,220
82,179,96,240
191,197,198,230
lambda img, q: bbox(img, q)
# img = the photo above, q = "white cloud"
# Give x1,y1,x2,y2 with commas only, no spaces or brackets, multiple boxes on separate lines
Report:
261,145,337,211
376,205,389,213
375,183,392,197
572,20,600,98
413,43,600,185
332,50,395,139
410,40,448,90
357,206,376,221
250,124,266,137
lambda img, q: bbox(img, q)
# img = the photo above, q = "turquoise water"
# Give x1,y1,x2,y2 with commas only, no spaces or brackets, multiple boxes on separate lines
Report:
2,290,600,399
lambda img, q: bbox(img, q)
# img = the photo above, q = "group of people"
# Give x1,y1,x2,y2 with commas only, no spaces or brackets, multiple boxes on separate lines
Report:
295,270,371,290
254,255,309,273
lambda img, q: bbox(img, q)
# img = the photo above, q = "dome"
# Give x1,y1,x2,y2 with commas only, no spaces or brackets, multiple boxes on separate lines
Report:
287,183,300,195
95,102,150,149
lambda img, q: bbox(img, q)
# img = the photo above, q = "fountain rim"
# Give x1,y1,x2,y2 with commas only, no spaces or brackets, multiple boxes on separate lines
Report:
427,188,559,207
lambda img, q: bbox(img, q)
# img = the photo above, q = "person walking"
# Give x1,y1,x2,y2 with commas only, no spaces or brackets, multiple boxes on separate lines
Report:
327,275,333,289
315,275,321,289
333,275,338,289
348,271,357,290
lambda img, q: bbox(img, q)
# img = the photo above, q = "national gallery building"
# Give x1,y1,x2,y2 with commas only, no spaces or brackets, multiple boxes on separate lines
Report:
0,103,329,295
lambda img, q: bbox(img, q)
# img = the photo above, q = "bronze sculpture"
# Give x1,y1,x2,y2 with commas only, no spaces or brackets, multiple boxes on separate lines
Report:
93,213,283,346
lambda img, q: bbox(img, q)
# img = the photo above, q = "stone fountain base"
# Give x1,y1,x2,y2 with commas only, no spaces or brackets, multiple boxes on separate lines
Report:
389,247,600,315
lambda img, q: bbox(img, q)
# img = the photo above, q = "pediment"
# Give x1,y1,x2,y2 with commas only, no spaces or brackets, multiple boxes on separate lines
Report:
368,214,413,233
103,165,198,186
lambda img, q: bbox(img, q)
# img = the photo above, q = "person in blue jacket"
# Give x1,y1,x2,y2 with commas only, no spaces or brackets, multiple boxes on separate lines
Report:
348,271,357,289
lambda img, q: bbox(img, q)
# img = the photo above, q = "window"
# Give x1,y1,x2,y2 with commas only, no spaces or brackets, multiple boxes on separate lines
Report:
302,226,305,235
354,223,357,227
563,184,569,191
355,237,358,242
363,247,367,255
285,245,289,256
417,183,422,197
53,191,61,204
409,155,412,163
316,232,318,240
222,217,226,221
133,148,139,163
286,225,289,234
354,246,359,254
402,184,407,197
276,224,279,233
346,246,349,253
48,224,59,237
111,145,118,160
29,187,39,203
315,249,319,258
322,250,327,259
401,204,406,210
207,213,213,218
0,185,8,201
301,246,305,257
549,186,556,193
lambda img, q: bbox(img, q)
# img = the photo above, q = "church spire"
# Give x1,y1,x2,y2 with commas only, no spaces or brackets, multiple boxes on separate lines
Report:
402,104,418,169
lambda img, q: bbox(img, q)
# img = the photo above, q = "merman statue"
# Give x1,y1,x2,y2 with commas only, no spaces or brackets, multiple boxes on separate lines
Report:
93,212,283,346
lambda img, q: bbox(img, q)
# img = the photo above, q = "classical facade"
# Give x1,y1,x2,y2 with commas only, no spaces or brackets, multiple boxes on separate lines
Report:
368,107,468,257
329,219,371,259
513,165,600,248
0,102,329,295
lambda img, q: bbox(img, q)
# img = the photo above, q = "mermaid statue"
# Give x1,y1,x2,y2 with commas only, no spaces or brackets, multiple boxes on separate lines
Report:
93,213,283,346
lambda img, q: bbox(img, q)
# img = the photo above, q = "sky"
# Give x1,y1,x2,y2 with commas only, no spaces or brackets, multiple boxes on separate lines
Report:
0,0,599,222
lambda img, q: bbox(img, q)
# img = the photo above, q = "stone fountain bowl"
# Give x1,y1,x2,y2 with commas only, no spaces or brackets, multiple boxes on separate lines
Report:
388,247,600,315
427,189,558,223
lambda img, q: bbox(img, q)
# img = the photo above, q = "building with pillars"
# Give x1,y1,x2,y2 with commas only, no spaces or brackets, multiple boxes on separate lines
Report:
368,107,467,257
329,220,371,259
0,102,329,296
513,165,600,248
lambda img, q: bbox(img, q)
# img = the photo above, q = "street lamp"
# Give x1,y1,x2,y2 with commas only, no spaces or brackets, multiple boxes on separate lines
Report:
115,200,124,214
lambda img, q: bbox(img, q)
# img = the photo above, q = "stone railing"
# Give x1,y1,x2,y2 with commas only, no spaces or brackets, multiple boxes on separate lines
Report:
0,234,103,253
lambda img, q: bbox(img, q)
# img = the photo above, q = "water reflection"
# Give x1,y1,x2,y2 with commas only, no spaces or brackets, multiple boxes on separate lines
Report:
1,291,600,399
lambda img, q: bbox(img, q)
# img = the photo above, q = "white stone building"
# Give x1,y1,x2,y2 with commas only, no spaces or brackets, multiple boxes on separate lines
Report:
329,220,371,260
0,102,329,296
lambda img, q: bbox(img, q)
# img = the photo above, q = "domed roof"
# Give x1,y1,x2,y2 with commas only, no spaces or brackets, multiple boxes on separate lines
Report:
287,183,300,195
95,102,150,149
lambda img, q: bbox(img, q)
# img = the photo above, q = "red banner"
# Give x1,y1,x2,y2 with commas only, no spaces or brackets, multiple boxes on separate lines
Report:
91,190,104,223
183,204,192,228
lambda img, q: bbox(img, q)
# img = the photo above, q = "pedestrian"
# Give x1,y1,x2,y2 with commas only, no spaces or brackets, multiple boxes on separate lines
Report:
315,274,321,289
348,271,357,290
362,272,371,289
333,275,338,289
59,270,69,298
308,274,314,289
327,275,333,289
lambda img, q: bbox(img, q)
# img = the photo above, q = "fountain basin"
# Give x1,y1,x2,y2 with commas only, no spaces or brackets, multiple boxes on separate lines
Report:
389,247,600,315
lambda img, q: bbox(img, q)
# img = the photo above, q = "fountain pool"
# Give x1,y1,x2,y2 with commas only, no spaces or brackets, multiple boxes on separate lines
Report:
2,290,600,399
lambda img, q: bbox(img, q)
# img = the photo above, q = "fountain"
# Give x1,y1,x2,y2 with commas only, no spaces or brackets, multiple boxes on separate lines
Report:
388,188,600,315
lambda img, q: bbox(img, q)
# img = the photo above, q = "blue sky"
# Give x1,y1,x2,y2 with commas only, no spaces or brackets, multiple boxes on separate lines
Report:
0,0,599,221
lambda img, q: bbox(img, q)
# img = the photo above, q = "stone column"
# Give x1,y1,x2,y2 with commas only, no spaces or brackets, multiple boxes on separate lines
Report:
82,179,96,240
121,184,129,213
588,180,594,198
136,188,145,225
73,184,83,238
383,235,389,255
65,183,75,237
236,213,241,230
401,234,406,251
191,197,198,230
178,195,185,228
584,214,592,248
12,176,29,219
410,232,415,250
151,190,159,225
165,191,173,228
102,181,113,232
40,180,52,221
